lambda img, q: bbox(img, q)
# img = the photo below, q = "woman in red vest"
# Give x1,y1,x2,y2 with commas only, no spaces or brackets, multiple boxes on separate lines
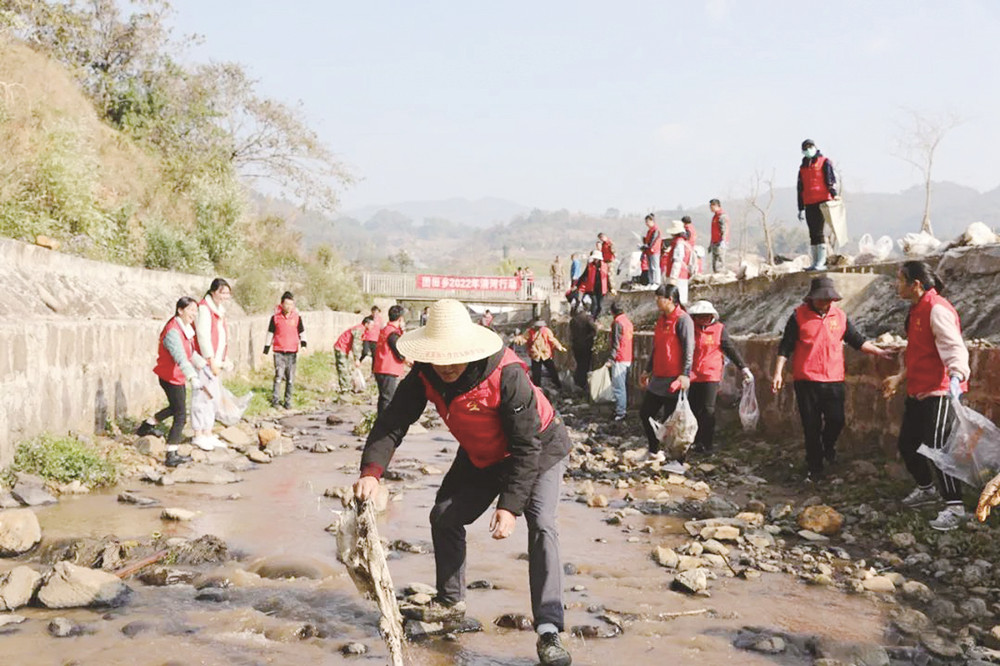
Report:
796,139,838,271
606,302,633,421
638,284,694,463
372,304,407,415
192,278,232,450
136,297,206,467
360,305,383,362
662,220,693,305
772,277,889,481
263,291,307,408
687,300,753,452
578,251,609,317
641,213,662,287
353,299,573,666
882,261,971,531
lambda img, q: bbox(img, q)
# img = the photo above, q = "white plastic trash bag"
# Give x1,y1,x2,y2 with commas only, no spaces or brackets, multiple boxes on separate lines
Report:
215,385,251,426
820,199,848,248
874,235,894,261
898,231,942,257
351,367,367,392
649,391,699,460
739,377,760,431
919,399,1000,487
588,367,614,403
858,233,875,256
190,367,217,431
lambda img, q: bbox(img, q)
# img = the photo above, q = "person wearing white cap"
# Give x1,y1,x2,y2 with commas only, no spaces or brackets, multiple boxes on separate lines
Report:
662,219,693,305
353,299,573,666
578,250,609,317
687,300,752,452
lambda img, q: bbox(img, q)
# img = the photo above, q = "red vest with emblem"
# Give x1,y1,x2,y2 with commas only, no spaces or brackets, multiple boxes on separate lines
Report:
692,321,725,383
271,307,301,353
905,289,969,397
652,308,687,377
644,225,662,255
363,314,383,342
791,303,846,382
612,313,634,363
373,322,405,376
419,348,555,469
335,324,365,353
663,236,692,280
154,318,194,386
601,240,615,263
711,209,729,244
196,297,228,360
799,156,833,206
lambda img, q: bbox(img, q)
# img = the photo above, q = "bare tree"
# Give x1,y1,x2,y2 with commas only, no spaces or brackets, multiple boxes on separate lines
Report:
892,110,963,236
747,170,776,265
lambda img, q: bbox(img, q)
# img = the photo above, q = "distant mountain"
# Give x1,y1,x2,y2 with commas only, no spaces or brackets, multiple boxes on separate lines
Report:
343,197,531,228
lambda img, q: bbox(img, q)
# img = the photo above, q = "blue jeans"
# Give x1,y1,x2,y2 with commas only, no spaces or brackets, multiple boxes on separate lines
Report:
647,253,660,285
610,361,630,417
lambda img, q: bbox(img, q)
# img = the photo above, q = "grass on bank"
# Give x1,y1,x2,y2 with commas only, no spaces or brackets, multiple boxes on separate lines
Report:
1,433,119,488
224,350,348,418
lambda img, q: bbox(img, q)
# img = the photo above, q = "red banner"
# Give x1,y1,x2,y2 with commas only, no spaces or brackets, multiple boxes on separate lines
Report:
416,274,522,291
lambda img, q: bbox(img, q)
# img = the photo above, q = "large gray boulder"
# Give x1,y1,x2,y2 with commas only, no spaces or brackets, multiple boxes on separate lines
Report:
37,562,130,609
0,509,42,556
0,566,42,610
166,465,241,485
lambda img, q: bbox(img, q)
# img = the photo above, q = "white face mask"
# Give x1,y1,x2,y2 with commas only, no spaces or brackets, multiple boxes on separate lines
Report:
803,147,818,158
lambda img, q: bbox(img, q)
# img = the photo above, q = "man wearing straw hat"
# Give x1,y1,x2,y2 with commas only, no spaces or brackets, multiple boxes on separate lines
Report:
353,299,573,666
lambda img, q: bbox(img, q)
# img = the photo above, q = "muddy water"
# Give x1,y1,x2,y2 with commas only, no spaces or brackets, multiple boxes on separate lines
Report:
2,406,890,665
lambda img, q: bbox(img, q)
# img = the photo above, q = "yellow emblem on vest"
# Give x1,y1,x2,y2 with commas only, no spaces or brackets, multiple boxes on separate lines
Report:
466,402,481,412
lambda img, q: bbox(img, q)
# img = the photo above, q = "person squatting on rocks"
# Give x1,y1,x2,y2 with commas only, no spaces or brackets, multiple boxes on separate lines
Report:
353,299,574,666
521,320,566,390
687,300,752,452
359,305,383,363
334,316,374,393
578,250,609,317
639,284,694,463
641,213,662,287
138,297,206,467
663,219,693,305
373,305,406,415
882,261,972,531
797,138,838,271
771,276,889,481
606,302,634,422
708,198,729,274
263,291,307,409
569,309,597,392
192,278,232,451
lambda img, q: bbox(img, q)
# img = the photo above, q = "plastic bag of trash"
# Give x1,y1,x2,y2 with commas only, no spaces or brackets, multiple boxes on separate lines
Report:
858,233,875,256
874,235,894,260
739,377,759,431
820,199,848,248
958,221,1000,247
215,384,251,426
351,367,367,393
559,370,577,393
898,231,942,257
919,399,1000,488
588,367,614,403
649,391,699,460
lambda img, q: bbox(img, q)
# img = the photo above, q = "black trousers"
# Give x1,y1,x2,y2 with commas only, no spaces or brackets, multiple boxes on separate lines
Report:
590,290,604,317
689,381,719,450
794,380,845,474
531,359,562,389
805,204,826,245
639,390,680,453
360,340,377,362
572,348,591,390
897,395,962,503
155,378,187,444
375,373,399,416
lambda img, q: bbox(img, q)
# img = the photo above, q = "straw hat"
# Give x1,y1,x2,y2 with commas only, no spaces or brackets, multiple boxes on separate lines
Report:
687,300,718,317
396,299,504,364
666,219,686,236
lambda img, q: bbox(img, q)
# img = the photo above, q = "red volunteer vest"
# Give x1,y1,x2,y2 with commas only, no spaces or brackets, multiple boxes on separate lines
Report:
685,224,697,246
196,297,228,360
644,226,662,255
373,322,405,376
601,240,615,263
791,303,846,382
419,348,555,469
363,314,383,342
271,308,301,353
612,314,634,363
335,324,364,353
692,321,725,383
800,156,833,206
154,318,194,386
481,313,494,327
652,308,687,378
711,209,729,244
663,236,691,280
905,289,968,397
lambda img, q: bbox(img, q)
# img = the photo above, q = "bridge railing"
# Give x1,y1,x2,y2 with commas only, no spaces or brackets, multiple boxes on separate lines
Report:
361,272,548,302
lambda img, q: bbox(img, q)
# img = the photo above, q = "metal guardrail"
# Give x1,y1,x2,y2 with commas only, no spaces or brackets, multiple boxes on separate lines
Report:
361,272,548,302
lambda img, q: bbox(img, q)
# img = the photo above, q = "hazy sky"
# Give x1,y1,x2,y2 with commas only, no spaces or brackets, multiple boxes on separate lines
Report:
169,0,1000,214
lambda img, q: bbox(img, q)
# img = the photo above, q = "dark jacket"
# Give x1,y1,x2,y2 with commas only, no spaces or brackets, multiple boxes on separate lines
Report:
569,311,597,354
359,348,571,516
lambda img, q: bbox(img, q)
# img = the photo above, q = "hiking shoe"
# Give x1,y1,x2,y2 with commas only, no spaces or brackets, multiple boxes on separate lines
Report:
930,506,966,531
165,451,192,467
136,420,157,437
401,598,466,623
902,486,939,508
805,470,822,484
613,414,626,422
536,632,572,666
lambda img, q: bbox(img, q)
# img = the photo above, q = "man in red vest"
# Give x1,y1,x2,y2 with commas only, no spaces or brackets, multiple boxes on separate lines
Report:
598,232,615,264
641,214,662,287
687,300,752,452
772,277,890,481
797,139,838,271
708,199,729,273
334,316,374,392
882,261,971,531
606,302,633,421
263,291,307,408
353,299,573,666
373,304,407,415
360,305,383,362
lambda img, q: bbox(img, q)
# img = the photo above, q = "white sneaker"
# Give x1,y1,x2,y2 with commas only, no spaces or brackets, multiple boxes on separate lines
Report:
646,451,666,464
192,435,217,451
929,505,966,531
901,485,938,508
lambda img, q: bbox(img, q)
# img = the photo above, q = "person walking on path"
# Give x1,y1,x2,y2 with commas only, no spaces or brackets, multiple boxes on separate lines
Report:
334,316,374,392
881,261,971,531
641,214,662,287
569,309,597,392
192,278,232,450
687,300,752,452
263,291,306,408
663,220,693,305
771,276,890,481
606,302,634,422
353,299,573,666
137,297,205,467
373,305,407,415
797,139,838,271
639,284,694,463
578,250,609,317
360,305,384,363
522,320,566,390
708,199,730,273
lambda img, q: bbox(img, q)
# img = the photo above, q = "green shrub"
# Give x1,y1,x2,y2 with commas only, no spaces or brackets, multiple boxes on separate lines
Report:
144,221,208,272
8,434,118,487
233,270,274,314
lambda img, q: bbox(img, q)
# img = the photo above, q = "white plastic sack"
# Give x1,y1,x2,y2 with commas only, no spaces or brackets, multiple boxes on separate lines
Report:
351,367,367,392
858,233,875,256
898,231,942,257
739,377,759,431
820,199,848,248
215,385,251,426
919,399,1000,488
588,367,614,404
874,235,894,261
649,391,699,460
